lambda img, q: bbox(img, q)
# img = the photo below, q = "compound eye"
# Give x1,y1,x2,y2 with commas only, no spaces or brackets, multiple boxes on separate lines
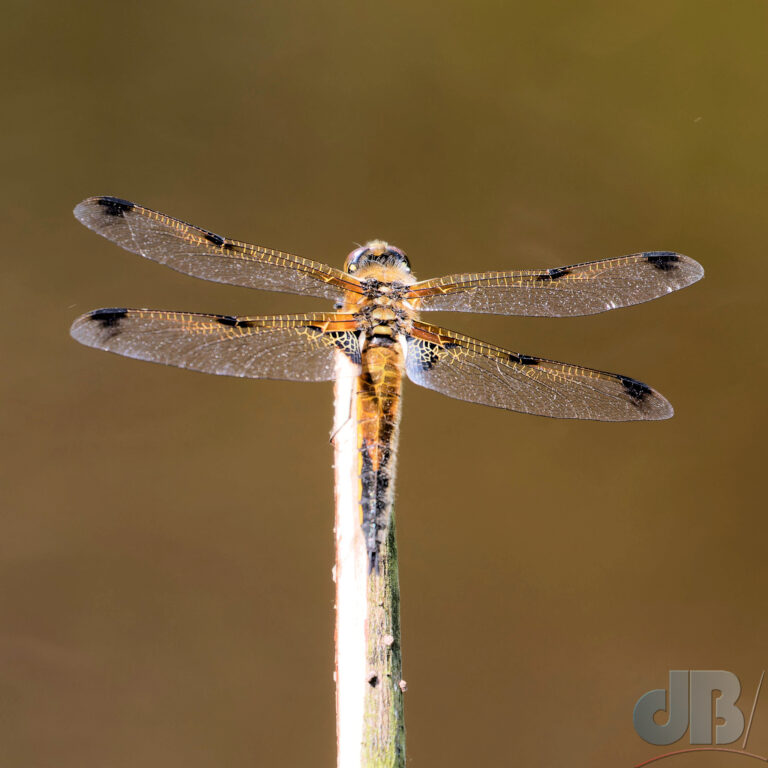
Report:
385,245,410,271
345,245,367,274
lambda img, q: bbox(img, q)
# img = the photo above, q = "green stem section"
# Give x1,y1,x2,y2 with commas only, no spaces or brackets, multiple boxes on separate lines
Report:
363,515,405,767
333,352,406,768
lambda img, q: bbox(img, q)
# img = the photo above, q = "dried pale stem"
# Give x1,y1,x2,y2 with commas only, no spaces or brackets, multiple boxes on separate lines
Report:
333,353,405,768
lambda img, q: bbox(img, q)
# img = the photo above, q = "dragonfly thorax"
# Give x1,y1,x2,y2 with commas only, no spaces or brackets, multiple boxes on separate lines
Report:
355,301,412,341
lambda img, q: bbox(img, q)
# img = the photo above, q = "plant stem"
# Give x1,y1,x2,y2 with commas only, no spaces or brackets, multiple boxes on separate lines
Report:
333,352,406,768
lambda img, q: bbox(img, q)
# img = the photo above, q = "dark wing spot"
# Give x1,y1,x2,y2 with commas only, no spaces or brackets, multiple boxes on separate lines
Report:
89,308,128,328
367,675,379,688
509,352,538,365
407,337,445,371
619,375,652,403
645,251,679,271
537,266,571,281
203,231,225,247
328,331,361,365
96,197,134,217
214,316,256,328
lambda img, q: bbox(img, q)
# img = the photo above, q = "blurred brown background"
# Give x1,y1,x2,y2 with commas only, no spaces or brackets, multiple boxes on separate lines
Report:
2,1,766,766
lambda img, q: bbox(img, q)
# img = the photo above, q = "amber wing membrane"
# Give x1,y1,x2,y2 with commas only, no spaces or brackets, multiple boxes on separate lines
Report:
405,321,672,420
70,309,361,380
407,252,703,316
74,197,363,302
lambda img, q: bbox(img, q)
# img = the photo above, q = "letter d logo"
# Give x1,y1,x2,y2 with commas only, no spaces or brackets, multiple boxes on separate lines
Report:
634,670,690,745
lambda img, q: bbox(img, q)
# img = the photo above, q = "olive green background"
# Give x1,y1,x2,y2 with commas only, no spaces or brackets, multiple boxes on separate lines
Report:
2,2,766,766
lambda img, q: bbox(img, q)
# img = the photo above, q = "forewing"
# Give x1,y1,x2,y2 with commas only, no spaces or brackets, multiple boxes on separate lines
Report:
407,252,703,316
71,309,361,381
405,322,673,421
74,197,362,302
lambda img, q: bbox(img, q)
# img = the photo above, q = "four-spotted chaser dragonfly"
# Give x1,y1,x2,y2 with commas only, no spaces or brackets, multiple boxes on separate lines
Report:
70,196,703,568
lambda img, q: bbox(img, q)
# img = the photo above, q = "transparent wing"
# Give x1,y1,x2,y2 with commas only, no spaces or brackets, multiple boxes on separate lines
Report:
406,252,703,316
405,321,673,421
74,197,363,302
70,309,361,381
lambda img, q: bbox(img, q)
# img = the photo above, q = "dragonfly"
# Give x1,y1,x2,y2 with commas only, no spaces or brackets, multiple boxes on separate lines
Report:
70,196,703,569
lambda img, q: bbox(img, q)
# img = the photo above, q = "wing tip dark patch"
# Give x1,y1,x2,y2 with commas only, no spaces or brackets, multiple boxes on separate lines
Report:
645,251,679,271
509,352,539,366
96,197,135,218
619,375,652,403
204,231,226,247
88,307,128,328
537,266,571,281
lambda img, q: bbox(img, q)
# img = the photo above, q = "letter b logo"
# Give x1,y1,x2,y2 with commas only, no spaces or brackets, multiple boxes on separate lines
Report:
634,670,744,745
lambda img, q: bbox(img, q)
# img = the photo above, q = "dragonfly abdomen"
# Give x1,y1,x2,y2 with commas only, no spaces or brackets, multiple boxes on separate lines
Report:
356,343,404,572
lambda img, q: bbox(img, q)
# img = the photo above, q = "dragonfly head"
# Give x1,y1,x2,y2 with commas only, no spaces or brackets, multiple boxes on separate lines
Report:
345,240,411,275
